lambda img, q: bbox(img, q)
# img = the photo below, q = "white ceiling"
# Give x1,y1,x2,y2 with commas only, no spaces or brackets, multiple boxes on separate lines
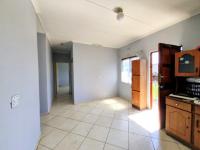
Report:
32,0,200,48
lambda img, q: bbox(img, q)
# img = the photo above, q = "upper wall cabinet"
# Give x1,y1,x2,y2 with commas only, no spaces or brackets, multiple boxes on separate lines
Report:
175,49,200,77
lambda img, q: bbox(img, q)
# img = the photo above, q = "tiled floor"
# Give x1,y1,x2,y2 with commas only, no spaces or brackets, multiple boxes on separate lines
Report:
37,96,191,150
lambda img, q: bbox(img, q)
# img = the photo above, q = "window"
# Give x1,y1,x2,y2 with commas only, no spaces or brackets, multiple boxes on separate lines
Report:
121,59,131,84
121,57,139,84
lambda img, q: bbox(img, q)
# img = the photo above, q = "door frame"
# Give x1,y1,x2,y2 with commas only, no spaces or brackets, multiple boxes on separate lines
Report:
56,62,70,95
150,51,158,109
158,43,181,129
53,61,58,98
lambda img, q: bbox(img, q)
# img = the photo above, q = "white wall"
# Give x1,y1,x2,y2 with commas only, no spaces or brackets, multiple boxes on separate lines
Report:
73,43,118,104
118,14,200,106
46,42,53,111
37,33,53,113
36,15,45,33
0,0,40,149
57,63,69,87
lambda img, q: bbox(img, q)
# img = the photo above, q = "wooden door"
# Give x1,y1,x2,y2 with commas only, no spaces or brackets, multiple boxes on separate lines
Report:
194,114,200,149
158,43,181,128
166,106,191,143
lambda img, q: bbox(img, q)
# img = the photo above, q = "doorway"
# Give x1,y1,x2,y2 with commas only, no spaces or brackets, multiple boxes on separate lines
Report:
150,52,159,109
56,63,70,96
149,51,160,130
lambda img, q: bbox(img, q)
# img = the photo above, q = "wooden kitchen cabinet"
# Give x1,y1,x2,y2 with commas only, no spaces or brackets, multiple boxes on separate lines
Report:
165,97,200,149
132,60,140,75
132,76,140,91
195,106,200,115
166,98,191,112
132,91,140,106
166,98,192,143
194,113,200,149
132,59,147,110
175,49,200,77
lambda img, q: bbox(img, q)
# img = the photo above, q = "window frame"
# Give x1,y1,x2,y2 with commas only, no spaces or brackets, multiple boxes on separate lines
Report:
121,56,139,84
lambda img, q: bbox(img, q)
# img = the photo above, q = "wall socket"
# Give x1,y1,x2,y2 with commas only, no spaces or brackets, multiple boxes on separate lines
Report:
10,94,20,109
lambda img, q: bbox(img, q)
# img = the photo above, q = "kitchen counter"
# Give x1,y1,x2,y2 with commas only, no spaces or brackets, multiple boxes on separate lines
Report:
166,96,200,106
165,96,200,150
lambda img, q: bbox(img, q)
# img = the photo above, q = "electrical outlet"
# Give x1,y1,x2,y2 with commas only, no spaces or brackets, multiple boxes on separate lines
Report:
11,94,20,109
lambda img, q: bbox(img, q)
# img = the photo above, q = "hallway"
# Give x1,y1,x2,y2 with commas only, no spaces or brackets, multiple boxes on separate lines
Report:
38,97,189,150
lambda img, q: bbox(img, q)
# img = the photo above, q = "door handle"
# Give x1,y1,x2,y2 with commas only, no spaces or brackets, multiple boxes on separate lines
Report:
159,85,164,89
158,73,164,83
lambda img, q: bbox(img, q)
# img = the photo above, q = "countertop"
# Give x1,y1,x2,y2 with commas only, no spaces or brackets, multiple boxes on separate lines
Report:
166,96,200,106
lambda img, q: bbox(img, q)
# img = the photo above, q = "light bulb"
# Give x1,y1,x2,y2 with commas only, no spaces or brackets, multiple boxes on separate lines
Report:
117,12,124,21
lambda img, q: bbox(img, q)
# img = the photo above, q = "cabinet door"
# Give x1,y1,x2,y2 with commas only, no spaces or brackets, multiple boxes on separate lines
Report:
132,76,140,91
132,60,140,75
132,91,140,107
194,115,200,149
195,106,200,115
175,50,200,76
166,106,191,143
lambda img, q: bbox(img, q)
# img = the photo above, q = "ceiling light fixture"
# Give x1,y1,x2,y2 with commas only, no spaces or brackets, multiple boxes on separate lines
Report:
113,7,124,21
85,0,154,27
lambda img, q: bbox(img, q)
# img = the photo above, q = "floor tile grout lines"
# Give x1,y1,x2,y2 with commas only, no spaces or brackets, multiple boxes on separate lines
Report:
41,112,95,150
75,111,100,150
46,108,141,150
102,114,114,150
41,106,92,149
38,143,54,150
43,103,106,150
41,100,132,150
41,116,81,150
46,99,187,150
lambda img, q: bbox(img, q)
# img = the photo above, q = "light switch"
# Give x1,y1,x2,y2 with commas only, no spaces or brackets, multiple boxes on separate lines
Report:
11,94,20,109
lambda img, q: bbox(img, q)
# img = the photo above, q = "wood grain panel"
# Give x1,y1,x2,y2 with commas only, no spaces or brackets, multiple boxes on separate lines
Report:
166,98,191,112
132,91,140,106
131,59,147,110
194,114,200,149
132,60,140,75
195,106,200,115
159,43,181,129
175,49,200,77
132,76,140,91
166,105,191,143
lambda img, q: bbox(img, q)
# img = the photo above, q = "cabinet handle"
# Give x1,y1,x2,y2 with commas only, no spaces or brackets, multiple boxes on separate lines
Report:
175,103,179,106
